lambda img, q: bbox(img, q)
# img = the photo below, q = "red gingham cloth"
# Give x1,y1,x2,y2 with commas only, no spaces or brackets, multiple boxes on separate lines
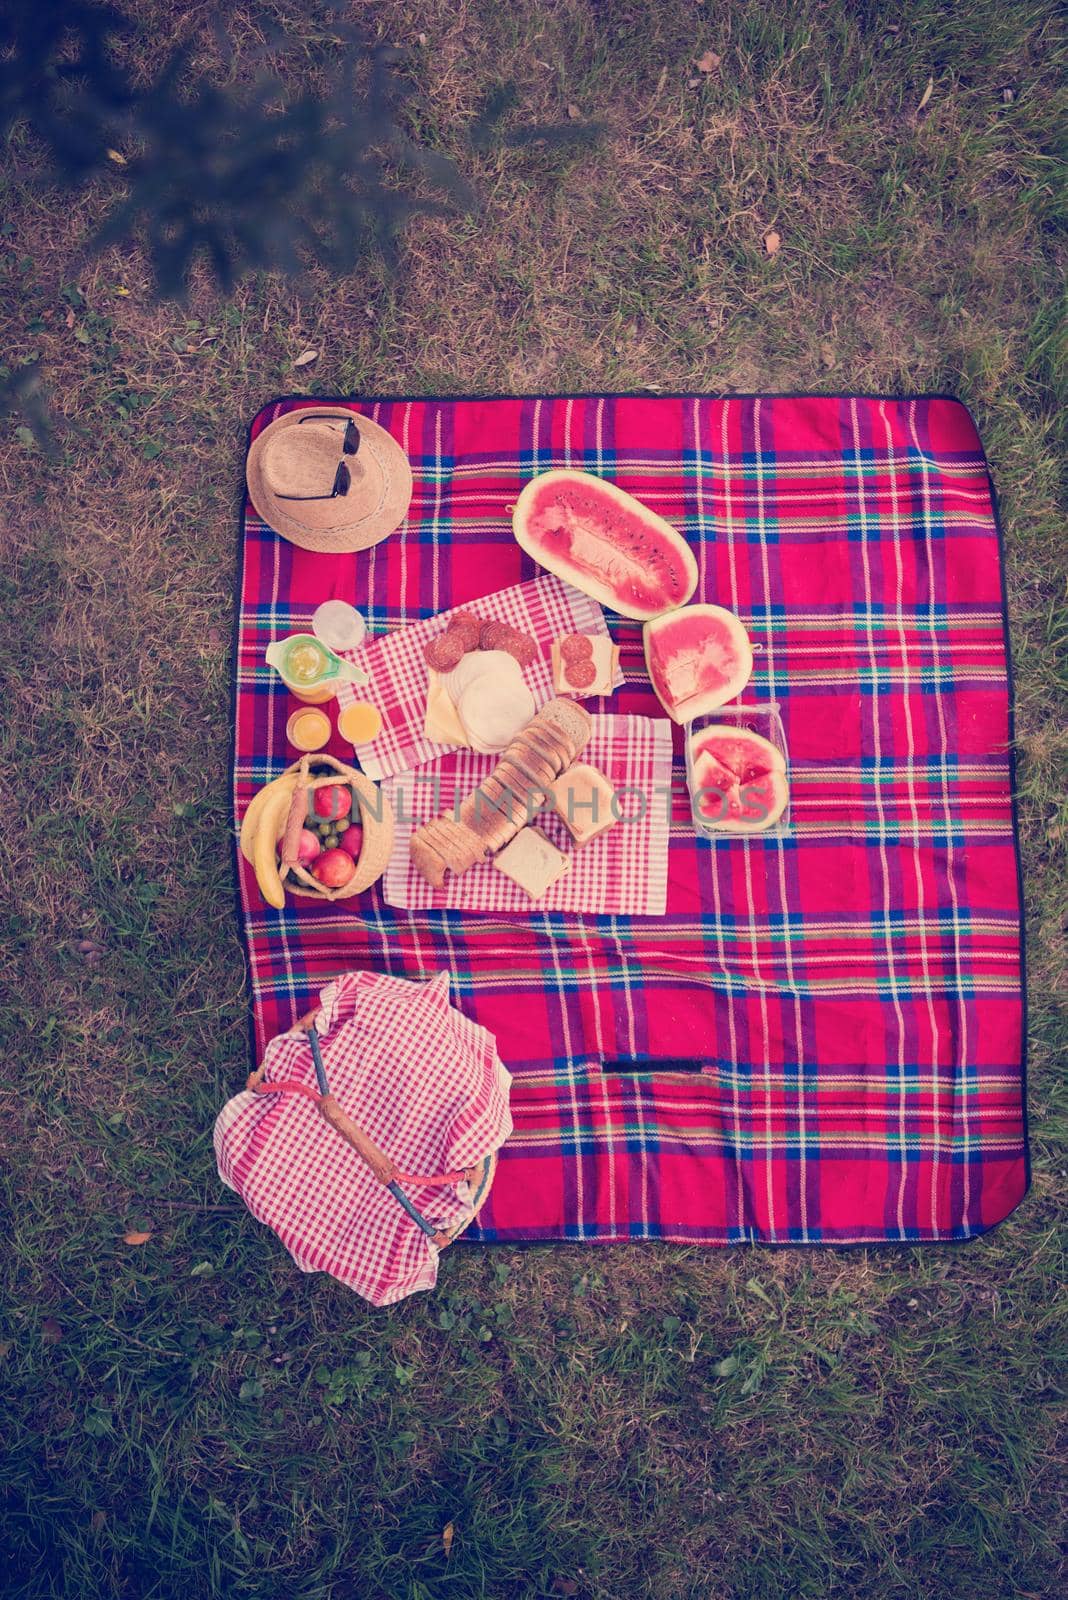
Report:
233,394,1027,1246
382,713,672,916
214,970,512,1304
335,573,622,782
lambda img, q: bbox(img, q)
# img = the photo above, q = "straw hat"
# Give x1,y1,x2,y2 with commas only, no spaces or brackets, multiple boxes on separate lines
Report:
246,407,413,553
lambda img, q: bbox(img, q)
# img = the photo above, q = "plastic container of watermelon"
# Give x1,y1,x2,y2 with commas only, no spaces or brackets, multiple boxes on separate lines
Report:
684,702,792,839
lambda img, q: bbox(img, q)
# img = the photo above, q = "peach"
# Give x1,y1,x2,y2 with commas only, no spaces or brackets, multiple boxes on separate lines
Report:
312,847,356,888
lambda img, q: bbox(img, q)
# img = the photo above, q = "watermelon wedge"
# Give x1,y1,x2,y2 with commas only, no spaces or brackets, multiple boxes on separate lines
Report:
512,469,698,621
688,725,789,834
643,604,753,723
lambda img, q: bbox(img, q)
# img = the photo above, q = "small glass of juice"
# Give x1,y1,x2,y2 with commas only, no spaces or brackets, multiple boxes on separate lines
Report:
286,707,332,752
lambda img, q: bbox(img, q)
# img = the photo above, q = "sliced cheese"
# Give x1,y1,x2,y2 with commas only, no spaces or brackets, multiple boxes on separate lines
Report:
444,649,520,699
424,669,470,746
426,649,534,751
457,676,536,753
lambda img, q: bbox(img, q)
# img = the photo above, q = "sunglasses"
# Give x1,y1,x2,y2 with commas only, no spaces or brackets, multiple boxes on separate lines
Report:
281,417,361,501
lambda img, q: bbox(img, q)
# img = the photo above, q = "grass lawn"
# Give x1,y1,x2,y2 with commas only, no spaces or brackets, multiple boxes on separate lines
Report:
1,2,1065,1596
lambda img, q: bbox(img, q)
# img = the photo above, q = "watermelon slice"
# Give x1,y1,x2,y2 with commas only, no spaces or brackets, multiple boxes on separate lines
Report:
643,603,753,723
512,469,698,621
688,725,789,834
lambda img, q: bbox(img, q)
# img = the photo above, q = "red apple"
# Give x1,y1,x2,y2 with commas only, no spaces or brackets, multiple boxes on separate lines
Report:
339,823,363,860
296,828,321,865
312,784,353,822
312,847,356,888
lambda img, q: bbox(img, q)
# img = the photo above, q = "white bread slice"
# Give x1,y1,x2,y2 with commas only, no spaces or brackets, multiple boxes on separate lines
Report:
493,827,571,900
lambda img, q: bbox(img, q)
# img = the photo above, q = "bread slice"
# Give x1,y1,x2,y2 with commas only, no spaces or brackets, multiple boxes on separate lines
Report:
538,697,592,762
409,830,451,888
425,814,483,871
537,715,577,769
503,738,557,791
545,762,618,846
493,827,572,900
493,758,549,823
462,771,513,823
514,720,570,777
460,776,523,855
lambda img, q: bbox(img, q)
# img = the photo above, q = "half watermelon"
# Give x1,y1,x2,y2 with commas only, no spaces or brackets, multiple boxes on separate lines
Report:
512,469,698,621
643,603,753,723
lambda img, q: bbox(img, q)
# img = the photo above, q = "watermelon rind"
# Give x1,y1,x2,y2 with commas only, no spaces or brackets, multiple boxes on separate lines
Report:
643,603,754,723
512,468,699,621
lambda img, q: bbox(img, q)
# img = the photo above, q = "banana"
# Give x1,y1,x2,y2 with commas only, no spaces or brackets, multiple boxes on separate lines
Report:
252,782,302,909
239,771,298,864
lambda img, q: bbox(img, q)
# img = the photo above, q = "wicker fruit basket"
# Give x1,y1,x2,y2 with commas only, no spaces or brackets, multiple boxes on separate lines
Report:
238,752,394,903
285,753,393,899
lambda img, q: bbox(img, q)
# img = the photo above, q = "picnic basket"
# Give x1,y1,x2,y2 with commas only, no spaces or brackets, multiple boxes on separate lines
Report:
246,1022,498,1248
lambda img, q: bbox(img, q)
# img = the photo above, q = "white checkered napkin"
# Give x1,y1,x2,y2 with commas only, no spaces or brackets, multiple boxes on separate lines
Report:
334,574,622,782
382,714,673,916
213,970,513,1307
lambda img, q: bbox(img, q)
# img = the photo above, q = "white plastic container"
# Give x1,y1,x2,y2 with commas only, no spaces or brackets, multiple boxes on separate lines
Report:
684,701,792,838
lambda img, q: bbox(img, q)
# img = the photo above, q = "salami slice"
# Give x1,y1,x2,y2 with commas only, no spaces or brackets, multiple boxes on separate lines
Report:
563,655,598,689
424,630,469,671
480,620,537,667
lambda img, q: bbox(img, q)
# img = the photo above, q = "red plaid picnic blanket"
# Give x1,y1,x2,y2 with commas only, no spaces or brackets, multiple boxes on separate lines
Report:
233,394,1028,1245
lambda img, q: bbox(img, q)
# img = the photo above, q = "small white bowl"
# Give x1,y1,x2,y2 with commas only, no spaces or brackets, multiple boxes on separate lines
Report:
312,600,366,654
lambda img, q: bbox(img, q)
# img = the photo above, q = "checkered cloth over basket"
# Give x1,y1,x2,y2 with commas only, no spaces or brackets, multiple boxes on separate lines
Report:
215,970,512,1305
233,393,1028,1246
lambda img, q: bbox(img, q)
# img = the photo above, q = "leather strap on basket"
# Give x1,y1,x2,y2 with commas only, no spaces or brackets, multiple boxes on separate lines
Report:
247,1073,477,1187
246,1067,477,1248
